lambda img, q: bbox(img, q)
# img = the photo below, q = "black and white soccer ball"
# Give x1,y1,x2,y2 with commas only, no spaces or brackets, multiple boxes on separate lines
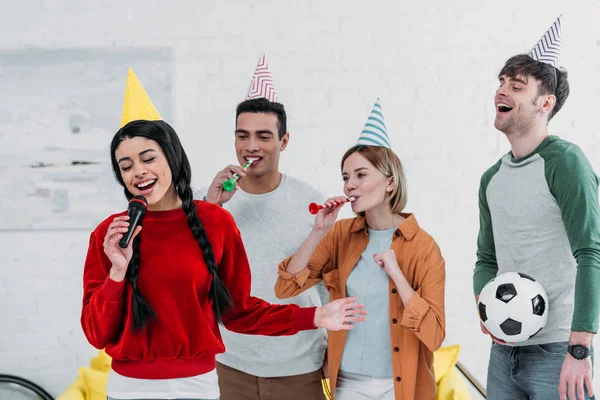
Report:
477,272,549,343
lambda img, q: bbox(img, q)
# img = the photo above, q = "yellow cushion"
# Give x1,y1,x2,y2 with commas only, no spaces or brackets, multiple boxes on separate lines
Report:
56,376,86,400
433,344,461,383
90,349,112,372
437,367,471,400
79,366,109,400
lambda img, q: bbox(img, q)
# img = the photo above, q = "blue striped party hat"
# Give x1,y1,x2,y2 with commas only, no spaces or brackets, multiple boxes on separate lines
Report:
528,15,562,68
356,98,391,149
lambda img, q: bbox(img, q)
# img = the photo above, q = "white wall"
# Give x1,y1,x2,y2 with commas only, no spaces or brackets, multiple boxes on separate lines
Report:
1,0,599,396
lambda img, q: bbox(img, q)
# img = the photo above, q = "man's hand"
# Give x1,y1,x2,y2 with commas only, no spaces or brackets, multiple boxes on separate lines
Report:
205,165,247,206
559,331,594,400
476,295,508,344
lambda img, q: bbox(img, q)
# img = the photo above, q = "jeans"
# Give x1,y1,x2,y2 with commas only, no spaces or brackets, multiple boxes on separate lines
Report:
487,341,595,400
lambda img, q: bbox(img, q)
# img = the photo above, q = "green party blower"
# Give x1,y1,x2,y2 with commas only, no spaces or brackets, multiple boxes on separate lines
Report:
222,158,256,192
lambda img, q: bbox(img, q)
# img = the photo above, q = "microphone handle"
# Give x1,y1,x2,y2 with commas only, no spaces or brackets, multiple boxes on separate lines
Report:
118,208,144,248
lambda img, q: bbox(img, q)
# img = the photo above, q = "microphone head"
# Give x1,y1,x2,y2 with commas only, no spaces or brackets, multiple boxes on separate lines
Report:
129,195,148,214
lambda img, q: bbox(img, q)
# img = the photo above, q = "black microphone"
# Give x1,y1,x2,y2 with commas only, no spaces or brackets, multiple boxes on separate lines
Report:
119,195,148,248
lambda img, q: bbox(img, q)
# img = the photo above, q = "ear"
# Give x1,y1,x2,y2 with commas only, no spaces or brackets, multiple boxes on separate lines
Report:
386,176,395,192
540,94,557,115
280,132,290,151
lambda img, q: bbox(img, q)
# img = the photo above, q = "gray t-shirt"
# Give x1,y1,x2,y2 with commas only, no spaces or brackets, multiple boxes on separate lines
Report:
340,227,395,378
196,174,329,377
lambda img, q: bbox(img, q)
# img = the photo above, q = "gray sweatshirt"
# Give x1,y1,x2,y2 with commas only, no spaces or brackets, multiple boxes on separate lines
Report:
197,174,328,376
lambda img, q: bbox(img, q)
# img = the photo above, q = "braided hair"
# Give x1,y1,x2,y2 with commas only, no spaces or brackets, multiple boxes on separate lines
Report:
110,120,233,330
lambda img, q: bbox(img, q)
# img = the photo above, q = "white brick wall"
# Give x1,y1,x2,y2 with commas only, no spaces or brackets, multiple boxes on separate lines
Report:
1,0,599,396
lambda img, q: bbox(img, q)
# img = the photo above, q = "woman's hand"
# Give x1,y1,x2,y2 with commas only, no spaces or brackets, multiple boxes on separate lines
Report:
373,249,403,281
313,196,346,232
103,215,141,281
314,296,367,330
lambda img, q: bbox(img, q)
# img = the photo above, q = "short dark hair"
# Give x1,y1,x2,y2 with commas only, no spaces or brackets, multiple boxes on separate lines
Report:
235,98,287,139
499,54,569,121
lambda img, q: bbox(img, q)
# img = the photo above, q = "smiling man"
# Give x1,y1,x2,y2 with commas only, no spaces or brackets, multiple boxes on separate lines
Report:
199,54,329,400
473,16,600,400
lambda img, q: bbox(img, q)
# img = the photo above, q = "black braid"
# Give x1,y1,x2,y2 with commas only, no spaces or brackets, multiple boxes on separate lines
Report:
178,177,233,323
126,228,156,330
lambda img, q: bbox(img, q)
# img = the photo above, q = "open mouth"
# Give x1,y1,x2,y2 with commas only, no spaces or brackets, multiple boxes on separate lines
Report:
135,179,157,191
497,103,514,113
244,156,262,166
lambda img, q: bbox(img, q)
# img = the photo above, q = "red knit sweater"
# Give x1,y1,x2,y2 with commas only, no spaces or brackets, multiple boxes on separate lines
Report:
81,200,317,379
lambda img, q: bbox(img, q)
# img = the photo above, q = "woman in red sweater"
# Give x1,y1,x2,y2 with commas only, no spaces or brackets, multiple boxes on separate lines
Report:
81,119,366,400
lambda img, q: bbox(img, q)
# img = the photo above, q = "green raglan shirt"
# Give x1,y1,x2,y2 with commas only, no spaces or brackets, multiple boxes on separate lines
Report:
473,135,600,344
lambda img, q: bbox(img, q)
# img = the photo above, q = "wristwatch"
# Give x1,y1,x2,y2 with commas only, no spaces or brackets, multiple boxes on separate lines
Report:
567,344,590,360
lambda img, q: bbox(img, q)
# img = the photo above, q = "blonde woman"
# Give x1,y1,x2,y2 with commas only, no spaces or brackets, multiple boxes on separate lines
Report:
275,99,446,400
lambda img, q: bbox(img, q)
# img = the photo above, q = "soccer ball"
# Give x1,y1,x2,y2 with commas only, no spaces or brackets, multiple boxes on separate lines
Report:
477,272,549,343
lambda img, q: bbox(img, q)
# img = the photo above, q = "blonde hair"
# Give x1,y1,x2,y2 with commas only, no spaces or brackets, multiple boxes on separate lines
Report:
341,145,407,215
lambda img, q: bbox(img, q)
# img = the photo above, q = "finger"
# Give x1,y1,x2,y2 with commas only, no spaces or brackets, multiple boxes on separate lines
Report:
130,226,142,243
107,220,129,232
344,310,367,318
229,165,247,176
339,323,355,330
340,296,358,304
480,323,490,335
344,305,367,313
568,378,576,400
335,196,348,208
559,374,567,400
112,215,130,223
492,336,507,345
585,375,594,398
322,203,339,215
343,302,365,310
220,171,235,182
105,225,129,243
107,233,123,248
104,223,127,245
577,377,585,400
106,224,129,237
344,316,366,323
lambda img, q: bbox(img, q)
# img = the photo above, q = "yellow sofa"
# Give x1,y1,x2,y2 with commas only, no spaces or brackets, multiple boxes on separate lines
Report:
58,345,471,400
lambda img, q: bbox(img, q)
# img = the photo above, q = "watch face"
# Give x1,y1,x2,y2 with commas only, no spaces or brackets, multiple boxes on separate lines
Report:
572,345,588,359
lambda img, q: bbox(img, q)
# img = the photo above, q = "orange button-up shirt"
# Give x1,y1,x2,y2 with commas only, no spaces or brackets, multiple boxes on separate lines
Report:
275,214,446,400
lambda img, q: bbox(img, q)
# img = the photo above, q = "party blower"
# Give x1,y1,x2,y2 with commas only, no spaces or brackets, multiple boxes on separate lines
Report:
222,158,258,192
308,197,355,215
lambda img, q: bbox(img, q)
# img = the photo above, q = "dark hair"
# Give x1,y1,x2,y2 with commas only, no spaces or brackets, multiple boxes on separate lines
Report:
235,98,287,139
499,54,569,121
110,120,233,330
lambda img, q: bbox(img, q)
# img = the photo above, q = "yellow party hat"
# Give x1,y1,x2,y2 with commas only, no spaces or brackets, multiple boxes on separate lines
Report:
120,68,162,128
